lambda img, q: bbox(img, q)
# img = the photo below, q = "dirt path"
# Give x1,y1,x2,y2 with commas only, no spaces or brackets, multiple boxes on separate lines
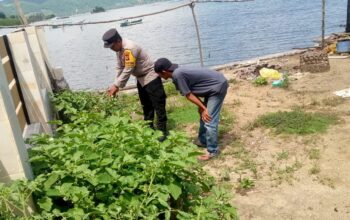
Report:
200,57,350,220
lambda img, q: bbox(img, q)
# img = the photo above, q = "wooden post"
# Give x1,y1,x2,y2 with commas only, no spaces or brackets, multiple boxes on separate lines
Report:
346,0,350,32
14,0,28,26
189,2,204,66
321,0,325,49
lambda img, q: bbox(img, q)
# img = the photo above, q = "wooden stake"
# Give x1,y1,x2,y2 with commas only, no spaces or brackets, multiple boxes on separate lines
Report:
190,2,204,66
14,0,28,25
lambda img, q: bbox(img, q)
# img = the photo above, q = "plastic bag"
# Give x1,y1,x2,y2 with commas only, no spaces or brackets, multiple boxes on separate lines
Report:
259,68,282,80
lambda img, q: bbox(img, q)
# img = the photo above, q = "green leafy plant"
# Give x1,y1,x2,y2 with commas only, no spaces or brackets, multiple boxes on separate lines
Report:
239,178,255,190
1,91,238,219
253,76,268,86
51,90,140,123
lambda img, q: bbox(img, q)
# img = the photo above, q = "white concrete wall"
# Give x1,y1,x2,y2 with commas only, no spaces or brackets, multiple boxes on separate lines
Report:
0,59,33,183
7,30,52,133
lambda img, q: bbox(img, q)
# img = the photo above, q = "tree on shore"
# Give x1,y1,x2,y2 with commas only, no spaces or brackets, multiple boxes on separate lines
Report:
92,6,105,13
0,12,6,19
346,0,350,32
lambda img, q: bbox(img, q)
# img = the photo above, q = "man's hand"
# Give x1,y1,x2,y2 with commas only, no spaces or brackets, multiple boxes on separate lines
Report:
107,85,119,97
199,107,211,123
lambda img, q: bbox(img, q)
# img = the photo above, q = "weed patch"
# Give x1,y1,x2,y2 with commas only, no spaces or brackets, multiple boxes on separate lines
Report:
276,150,289,161
239,178,255,190
309,148,321,160
253,76,268,86
219,107,236,139
254,110,338,135
309,164,321,175
269,160,303,185
322,97,345,107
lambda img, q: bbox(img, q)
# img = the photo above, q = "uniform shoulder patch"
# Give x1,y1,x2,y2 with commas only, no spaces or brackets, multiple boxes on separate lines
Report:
124,49,136,68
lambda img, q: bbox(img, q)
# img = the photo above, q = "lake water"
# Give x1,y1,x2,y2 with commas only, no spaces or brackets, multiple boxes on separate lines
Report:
2,0,349,90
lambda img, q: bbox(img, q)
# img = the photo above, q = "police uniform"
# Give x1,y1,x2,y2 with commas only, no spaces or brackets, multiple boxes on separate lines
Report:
105,33,167,134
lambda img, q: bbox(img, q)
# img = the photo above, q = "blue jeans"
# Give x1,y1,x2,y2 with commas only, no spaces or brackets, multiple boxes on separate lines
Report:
198,85,228,154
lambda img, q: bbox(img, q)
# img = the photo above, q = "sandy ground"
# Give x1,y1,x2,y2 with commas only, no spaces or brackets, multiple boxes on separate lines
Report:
190,55,350,220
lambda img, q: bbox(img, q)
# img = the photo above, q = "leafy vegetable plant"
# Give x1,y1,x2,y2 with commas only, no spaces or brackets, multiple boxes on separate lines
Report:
0,91,238,219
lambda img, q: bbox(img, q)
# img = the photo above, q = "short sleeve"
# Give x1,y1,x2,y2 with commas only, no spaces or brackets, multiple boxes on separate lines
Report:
173,73,191,96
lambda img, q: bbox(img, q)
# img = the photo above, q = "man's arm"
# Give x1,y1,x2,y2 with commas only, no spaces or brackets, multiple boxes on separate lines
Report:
185,92,211,123
108,49,136,96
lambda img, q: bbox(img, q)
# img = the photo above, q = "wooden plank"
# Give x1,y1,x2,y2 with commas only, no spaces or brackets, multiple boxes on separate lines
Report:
3,58,14,84
16,103,27,132
9,80,20,108
0,37,7,59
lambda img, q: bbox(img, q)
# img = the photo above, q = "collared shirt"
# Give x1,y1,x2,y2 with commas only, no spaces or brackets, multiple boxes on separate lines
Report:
114,39,158,88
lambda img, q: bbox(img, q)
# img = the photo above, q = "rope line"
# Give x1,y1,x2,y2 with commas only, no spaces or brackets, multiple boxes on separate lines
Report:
195,0,253,2
0,2,191,28
0,0,253,28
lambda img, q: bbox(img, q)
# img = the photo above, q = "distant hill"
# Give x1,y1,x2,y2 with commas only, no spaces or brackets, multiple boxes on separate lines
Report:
0,0,167,17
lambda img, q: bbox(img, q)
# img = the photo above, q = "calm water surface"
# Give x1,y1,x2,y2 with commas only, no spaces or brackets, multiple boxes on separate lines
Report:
2,0,348,90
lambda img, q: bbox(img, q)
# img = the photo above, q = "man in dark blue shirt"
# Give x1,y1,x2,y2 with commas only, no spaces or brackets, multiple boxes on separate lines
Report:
154,58,228,161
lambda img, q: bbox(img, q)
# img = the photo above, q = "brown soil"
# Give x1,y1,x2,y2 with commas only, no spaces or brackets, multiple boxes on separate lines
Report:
190,55,350,220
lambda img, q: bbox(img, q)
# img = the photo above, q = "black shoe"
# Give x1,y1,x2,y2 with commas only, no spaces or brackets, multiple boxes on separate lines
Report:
158,131,169,142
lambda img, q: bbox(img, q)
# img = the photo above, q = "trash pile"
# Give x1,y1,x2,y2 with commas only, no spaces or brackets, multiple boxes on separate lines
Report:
256,68,288,88
233,61,284,80
334,88,350,98
324,33,350,55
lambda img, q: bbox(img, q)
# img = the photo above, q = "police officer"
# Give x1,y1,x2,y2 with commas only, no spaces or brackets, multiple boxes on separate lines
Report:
102,28,168,141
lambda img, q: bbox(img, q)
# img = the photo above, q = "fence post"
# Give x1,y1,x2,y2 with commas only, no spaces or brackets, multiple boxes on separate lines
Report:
189,2,204,66
321,0,326,49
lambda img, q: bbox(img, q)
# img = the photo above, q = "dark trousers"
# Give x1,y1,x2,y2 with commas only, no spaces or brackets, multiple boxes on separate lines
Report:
137,77,167,132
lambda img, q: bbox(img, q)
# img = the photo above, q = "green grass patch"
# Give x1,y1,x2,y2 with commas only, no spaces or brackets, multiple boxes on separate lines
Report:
254,110,337,135
163,82,178,97
0,18,21,26
167,96,198,129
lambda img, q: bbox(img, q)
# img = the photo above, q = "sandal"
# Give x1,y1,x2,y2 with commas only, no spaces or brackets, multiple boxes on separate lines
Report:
197,151,218,161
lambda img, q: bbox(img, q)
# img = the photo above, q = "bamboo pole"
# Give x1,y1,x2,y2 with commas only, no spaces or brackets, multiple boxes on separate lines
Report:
346,0,350,32
14,0,28,25
189,2,204,66
321,0,325,49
